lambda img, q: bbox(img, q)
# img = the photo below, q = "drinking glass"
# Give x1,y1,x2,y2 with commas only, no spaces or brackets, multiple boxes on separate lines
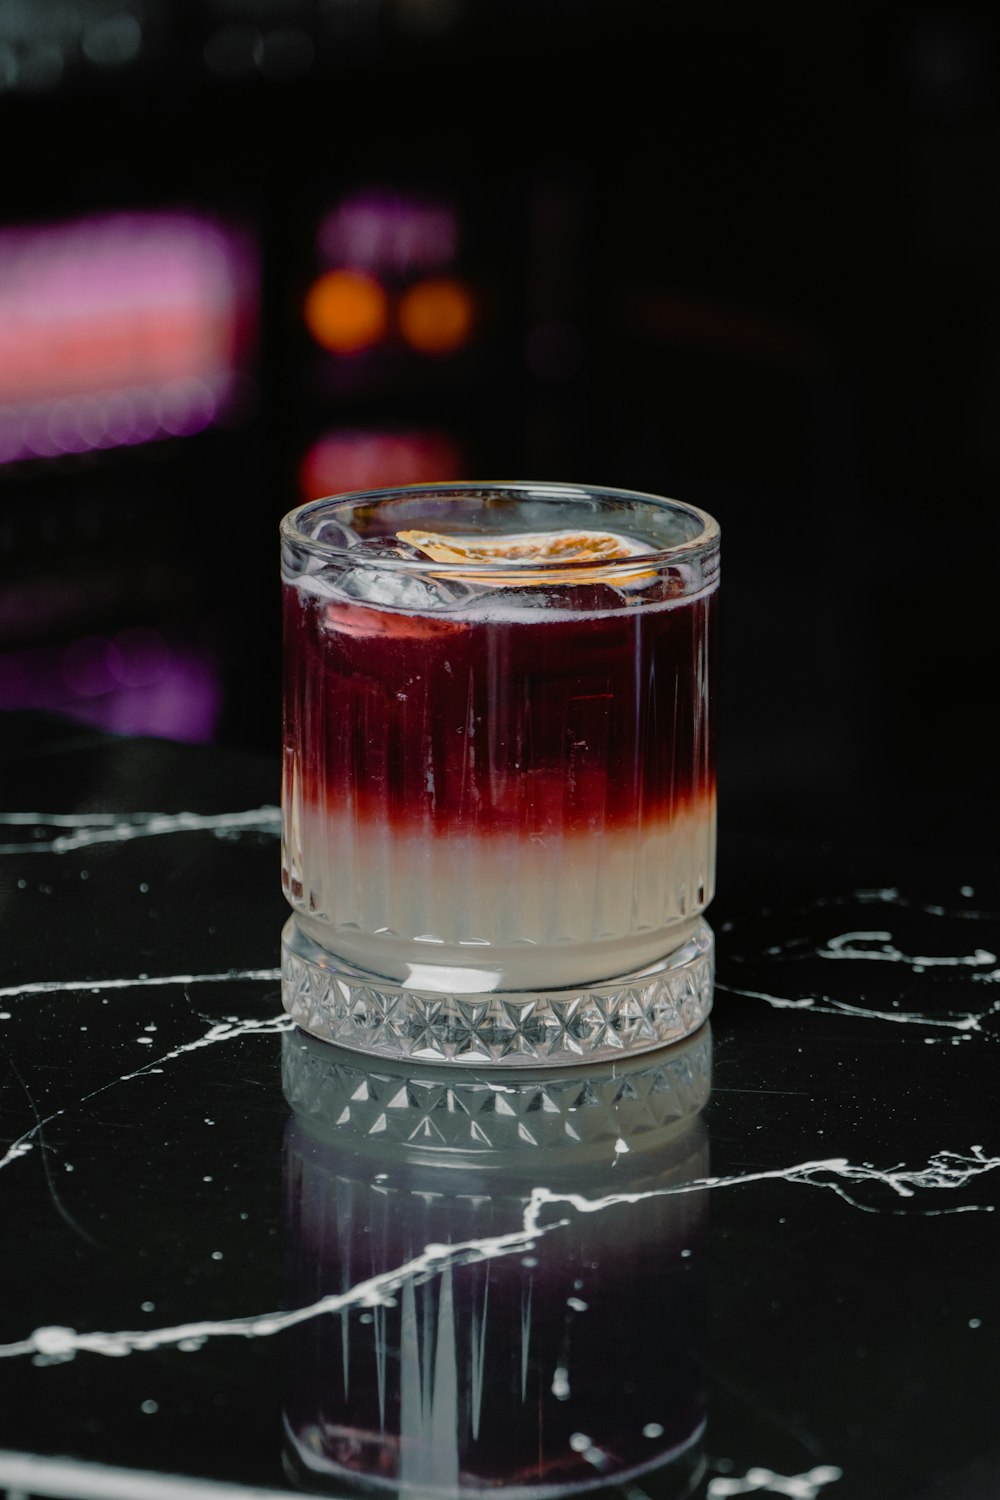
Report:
280,482,718,1065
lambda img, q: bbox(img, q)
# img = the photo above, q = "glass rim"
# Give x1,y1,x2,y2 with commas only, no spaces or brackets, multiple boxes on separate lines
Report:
280,481,720,577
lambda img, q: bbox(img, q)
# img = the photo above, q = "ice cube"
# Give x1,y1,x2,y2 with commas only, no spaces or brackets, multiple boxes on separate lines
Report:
335,566,446,612
345,536,412,559
291,562,348,601
334,536,483,612
312,517,358,549
292,532,492,616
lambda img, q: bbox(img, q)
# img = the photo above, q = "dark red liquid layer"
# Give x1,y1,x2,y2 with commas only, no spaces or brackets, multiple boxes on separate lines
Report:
283,582,716,837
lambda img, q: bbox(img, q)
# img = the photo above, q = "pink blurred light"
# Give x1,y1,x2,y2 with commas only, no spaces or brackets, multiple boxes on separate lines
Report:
0,211,255,464
299,427,464,499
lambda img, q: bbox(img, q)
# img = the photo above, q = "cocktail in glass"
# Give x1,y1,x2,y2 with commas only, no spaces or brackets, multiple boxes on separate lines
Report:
280,482,718,1065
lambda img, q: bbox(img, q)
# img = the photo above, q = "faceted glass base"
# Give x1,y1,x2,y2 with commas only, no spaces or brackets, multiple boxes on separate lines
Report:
280,917,714,1067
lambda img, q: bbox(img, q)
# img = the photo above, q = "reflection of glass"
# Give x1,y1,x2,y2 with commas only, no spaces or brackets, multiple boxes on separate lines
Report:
281,1025,712,1497
280,483,719,1067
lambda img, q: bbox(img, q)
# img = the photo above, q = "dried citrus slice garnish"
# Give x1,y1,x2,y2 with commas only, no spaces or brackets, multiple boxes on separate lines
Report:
397,528,651,568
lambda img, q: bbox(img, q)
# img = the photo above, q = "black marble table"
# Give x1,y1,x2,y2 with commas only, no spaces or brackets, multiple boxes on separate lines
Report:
1,718,997,1500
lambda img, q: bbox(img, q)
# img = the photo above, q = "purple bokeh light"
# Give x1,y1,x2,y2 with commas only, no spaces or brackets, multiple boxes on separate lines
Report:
318,190,459,275
0,628,221,744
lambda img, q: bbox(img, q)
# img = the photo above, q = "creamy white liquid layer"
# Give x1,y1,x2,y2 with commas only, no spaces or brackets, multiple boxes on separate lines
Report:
283,802,715,990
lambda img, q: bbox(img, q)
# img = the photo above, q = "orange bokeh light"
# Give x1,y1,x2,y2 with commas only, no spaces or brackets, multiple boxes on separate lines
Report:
304,269,389,354
398,277,474,355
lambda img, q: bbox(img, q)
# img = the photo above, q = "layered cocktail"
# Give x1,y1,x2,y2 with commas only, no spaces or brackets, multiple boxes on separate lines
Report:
280,483,718,1064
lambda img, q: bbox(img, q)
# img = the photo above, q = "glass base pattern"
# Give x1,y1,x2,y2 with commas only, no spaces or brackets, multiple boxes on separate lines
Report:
282,1025,712,1161
281,917,714,1067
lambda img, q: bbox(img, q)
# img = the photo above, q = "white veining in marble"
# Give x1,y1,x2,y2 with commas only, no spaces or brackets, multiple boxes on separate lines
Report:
532,1146,1000,1219
115,1013,294,1082
724,888,1000,1037
1,1146,995,1365
817,886,998,922
817,931,996,968
0,969,281,1001
716,980,1000,1037
707,1464,843,1498
0,1449,301,1500
0,807,280,857
0,1216,557,1364
0,1012,292,1175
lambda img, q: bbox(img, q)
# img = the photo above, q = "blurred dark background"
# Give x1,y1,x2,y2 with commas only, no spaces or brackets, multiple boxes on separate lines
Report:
1,0,997,860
